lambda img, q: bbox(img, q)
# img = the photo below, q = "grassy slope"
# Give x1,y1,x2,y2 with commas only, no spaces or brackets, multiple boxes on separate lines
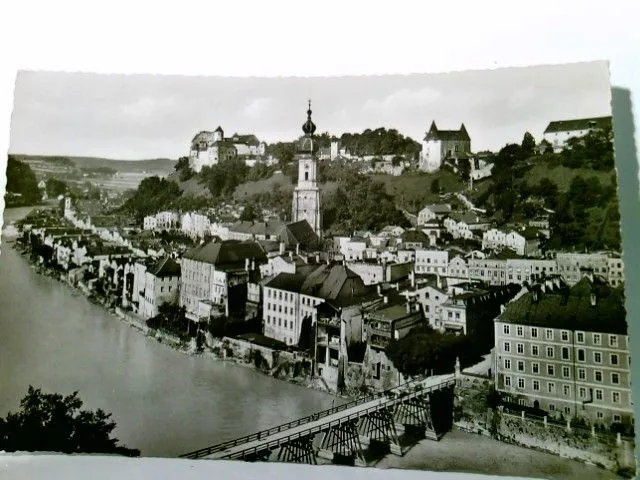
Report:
14,154,175,173
525,162,615,191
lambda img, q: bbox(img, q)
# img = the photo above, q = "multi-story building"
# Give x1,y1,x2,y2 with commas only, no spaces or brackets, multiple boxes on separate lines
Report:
180,240,266,322
414,248,449,275
189,127,240,172
494,276,632,427
505,258,557,284
263,263,372,348
443,212,490,240
417,204,452,226
542,116,612,153
607,254,624,287
447,255,469,281
556,252,609,286
138,257,181,319
419,121,471,172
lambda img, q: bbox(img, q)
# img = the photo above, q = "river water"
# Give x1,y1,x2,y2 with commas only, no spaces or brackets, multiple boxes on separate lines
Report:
0,207,623,478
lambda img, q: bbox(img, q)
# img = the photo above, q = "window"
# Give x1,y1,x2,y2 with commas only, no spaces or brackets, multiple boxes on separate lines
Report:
531,327,538,338
517,361,525,372
595,389,603,401
577,349,585,362
563,385,571,396
503,342,511,353
547,365,555,376
594,352,602,364
503,324,510,335
576,332,585,343
516,326,523,337
504,358,511,370
548,382,556,393
549,404,556,412
531,345,539,356
611,354,619,365
517,378,525,389
517,343,524,354
562,366,570,378
545,329,553,340
562,347,569,360
611,373,620,385
594,371,603,382
614,414,622,422
593,333,601,345
504,376,511,387
546,347,554,358
532,362,539,374
578,368,586,380
533,380,540,391
609,335,618,347
579,387,586,398
561,330,569,341
596,411,604,419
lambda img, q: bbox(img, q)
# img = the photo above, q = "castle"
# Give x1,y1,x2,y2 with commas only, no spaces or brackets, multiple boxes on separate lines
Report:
188,126,266,173
419,121,471,172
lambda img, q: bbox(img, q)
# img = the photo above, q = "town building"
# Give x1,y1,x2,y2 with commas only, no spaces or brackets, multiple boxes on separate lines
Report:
291,101,322,236
419,121,471,172
414,248,449,275
494,276,632,428
179,240,266,322
556,252,609,286
417,204,452,226
137,257,181,319
443,212,490,240
189,127,237,172
542,116,612,153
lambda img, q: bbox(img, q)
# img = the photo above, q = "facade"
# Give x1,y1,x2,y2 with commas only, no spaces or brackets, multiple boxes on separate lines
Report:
414,248,448,275
189,127,238,172
542,116,612,153
418,204,453,226
291,102,322,236
138,257,181,319
179,240,266,321
494,276,632,427
419,121,471,172
556,252,609,286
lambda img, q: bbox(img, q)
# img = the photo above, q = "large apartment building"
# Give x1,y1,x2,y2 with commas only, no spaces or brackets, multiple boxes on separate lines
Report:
494,276,632,428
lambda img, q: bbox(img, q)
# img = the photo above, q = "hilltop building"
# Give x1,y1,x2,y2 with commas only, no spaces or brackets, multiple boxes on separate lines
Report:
419,121,471,172
542,116,612,153
291,101,322,236
189,126,266,172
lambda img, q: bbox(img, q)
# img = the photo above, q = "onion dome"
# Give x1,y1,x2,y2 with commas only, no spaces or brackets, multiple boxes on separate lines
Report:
302,100,316,136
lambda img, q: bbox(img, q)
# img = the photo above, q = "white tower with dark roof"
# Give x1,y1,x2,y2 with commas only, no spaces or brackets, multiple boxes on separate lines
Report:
291,101,322,237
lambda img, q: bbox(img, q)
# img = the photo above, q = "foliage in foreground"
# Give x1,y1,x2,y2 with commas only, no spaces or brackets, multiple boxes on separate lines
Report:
0,386,139,456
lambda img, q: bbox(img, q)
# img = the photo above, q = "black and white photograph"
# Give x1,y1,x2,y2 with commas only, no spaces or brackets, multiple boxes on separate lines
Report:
0,61,635,479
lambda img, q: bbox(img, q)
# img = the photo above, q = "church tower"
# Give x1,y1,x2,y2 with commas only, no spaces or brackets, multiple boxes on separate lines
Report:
291,101,322,237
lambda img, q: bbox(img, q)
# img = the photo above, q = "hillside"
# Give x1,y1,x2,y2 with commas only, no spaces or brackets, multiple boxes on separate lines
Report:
12,154,175,174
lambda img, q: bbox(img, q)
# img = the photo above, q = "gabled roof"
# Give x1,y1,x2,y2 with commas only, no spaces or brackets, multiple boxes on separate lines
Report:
183,240,266,268
401,229,429,243
543,116,612,134
422,204,452,215
280,220,320,251
230,134,260,146
425,121,471,142
149,256,181,277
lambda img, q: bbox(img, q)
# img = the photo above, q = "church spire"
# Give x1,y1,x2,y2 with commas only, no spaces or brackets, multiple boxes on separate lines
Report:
302,99,316,136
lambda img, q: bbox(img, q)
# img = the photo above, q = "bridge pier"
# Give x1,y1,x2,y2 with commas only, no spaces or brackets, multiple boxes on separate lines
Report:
358,407,403,455
318,419,366,467
276,434,317,465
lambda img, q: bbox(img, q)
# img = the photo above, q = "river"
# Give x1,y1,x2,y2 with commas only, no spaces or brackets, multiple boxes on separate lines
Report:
0,207,622,478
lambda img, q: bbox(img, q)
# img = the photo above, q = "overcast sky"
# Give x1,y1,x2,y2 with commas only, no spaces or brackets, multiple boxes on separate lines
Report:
8,62,612,160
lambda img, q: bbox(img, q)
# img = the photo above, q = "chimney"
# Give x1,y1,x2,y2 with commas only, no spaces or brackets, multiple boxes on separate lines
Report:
383,295,388,304
289,251,293,260
245,258,250,271
251,259,255,271
410,270,416,289
436,273,441,289
414,303,420,312
296,243,300,255
377,284,382,296
590,293,597,307
315,253,320,264
406,302,411,313
279,241,285,255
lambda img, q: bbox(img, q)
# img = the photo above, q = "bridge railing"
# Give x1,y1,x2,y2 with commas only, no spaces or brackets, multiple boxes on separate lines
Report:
180,375,454,460
218,376,457,460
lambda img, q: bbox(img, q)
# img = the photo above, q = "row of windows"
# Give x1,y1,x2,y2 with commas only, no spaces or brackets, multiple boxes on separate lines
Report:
265,315,294,330
502,325,619,347
503,341,624,365
504,376,622,404
503,358,622,384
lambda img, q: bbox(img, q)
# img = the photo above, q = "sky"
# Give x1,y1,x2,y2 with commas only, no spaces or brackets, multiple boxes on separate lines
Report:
8,62,612,160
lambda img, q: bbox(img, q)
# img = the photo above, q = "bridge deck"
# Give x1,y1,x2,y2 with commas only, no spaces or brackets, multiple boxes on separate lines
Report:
203,373,455,460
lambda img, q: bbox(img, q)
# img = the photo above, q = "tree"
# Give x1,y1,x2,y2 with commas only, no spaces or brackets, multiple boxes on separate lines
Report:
0,386,139,456
45,178,69,198
239,203,258,222
430,178,441,195
521,131,536,157
5,157,41,205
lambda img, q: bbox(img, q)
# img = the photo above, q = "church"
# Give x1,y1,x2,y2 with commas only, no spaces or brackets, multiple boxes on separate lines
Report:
291,101,322,238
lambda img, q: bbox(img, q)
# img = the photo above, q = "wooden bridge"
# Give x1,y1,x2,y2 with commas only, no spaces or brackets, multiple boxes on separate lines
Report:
180,373,456,466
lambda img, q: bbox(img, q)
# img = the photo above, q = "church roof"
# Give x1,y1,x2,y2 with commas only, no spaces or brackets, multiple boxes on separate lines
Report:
280,220,320,251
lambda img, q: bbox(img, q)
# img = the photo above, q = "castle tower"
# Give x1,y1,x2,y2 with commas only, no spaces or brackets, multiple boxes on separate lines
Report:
291,100,321,236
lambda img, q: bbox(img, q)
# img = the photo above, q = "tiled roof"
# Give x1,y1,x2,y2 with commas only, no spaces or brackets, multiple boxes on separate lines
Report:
543,116,612,134
149,256,181,277
280,220,320,251
230,134,260,146
423,204,452,214
183,240,266,268
498,277,627,334
424,121,471,142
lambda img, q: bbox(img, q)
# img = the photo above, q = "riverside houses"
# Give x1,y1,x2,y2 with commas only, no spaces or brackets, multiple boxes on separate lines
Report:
137,257,181,320
494,276,633,428
180,240,266,323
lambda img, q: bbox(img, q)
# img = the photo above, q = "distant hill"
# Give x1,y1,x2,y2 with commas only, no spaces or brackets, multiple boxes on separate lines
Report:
12,154,176,174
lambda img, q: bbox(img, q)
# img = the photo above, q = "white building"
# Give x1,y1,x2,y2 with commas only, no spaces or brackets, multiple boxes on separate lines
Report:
542,116,612,153
417,204,452,226
414,249,448,275
419,121,471,172
138,257,181,320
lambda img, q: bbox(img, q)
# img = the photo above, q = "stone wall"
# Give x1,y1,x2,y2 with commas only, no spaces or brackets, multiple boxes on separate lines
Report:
453,373,636,476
